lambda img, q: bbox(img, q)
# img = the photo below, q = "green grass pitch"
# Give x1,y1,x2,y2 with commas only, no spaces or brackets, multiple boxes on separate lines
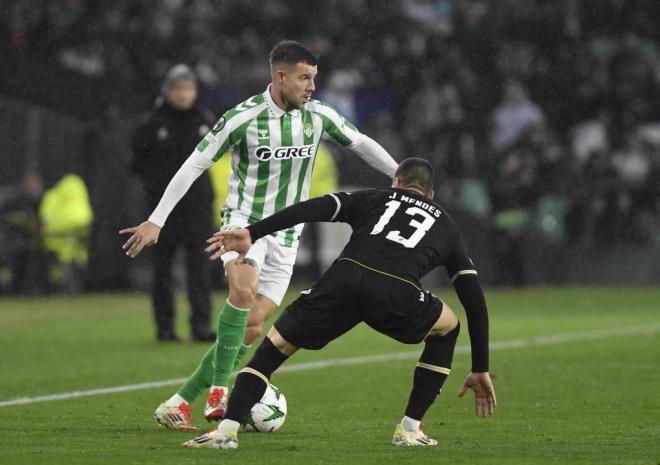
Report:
0,287,658,465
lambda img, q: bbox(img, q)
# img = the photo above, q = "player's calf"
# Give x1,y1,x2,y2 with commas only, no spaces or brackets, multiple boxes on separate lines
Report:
402,322,460,429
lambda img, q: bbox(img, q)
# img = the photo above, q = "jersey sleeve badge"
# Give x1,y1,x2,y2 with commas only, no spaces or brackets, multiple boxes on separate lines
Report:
211,117,226,134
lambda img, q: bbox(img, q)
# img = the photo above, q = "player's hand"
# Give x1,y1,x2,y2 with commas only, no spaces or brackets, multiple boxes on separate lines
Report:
119,221,161,258
205,228,253,261
458,372,496,417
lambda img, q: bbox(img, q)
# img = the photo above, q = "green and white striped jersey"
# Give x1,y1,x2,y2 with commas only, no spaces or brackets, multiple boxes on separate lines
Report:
196,86,365,247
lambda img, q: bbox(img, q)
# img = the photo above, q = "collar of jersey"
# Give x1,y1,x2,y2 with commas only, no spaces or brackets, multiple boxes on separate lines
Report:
264,84,301,119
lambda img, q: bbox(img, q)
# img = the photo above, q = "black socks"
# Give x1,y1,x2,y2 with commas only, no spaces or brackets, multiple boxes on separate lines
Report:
404,323,460,420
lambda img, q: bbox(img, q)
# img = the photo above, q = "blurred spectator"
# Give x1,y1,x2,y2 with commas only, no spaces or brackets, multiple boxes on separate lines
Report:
0,174,45,294
320,59,364,124
490,81,545,153
488,147,538,286
405,70,464,155
611,133,651,189
130,64,215,342
39,173,93,293
607,31,660,135
571,105,612,170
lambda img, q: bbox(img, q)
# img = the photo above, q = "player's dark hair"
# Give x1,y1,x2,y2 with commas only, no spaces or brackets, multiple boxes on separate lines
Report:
395,158,434,193
269,40,318,67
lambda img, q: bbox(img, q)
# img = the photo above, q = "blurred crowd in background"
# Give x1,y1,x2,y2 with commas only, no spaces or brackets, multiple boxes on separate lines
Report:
2,0,660,293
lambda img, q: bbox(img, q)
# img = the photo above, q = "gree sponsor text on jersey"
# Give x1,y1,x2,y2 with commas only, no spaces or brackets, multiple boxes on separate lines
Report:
255,144,316,161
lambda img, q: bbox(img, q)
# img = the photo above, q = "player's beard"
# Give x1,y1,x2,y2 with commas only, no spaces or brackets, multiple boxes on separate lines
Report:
283,89,305,110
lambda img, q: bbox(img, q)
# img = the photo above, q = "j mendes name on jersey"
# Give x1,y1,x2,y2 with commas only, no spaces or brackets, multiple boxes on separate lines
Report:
194,86,364,247
387,191,443,218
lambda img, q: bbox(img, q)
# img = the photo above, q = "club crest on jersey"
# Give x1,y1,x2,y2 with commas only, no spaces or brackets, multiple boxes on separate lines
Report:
303,123,313,138
255,144,316,161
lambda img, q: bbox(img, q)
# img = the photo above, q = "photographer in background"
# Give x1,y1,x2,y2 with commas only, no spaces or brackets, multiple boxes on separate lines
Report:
131,65,215,342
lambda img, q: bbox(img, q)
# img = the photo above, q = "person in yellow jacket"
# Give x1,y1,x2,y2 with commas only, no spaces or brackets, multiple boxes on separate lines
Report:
38,173,93,291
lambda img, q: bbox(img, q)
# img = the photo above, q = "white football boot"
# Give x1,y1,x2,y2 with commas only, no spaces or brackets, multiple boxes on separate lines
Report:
392,423,438,446
204,386,228,421
181,428,238,449
153,402,197,432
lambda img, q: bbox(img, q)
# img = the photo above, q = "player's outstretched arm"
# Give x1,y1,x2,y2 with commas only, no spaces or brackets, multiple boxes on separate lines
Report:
205,194,341,261
315,101,397,177
119,221,161,258
458,372,496,417
147,151,214,227
350,135,398,177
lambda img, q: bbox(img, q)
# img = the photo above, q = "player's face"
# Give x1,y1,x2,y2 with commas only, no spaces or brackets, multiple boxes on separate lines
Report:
282,62,317,110
167,79,198,111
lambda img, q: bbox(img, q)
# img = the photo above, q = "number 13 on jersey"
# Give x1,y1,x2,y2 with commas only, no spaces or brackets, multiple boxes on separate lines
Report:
370,200,436,248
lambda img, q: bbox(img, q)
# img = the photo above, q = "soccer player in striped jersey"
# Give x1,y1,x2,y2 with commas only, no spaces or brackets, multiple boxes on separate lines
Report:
119,40,398,431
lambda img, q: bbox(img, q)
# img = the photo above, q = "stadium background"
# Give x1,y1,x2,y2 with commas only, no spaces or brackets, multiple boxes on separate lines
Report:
1,0,660,294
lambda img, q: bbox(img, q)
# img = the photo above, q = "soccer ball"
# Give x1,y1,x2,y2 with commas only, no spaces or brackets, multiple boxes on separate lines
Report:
242,384,287,432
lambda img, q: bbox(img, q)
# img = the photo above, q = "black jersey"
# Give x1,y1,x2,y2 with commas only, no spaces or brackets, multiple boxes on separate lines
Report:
330,188,476,286
246,187,489,372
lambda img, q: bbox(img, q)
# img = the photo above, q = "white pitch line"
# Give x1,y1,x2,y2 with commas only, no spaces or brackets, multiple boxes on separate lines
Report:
0,324,658,409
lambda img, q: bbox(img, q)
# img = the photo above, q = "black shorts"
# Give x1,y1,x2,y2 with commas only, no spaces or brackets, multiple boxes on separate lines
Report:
274,258,443,350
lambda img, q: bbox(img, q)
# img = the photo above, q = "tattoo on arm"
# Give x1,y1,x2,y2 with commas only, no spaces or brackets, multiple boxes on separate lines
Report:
236,258,257,267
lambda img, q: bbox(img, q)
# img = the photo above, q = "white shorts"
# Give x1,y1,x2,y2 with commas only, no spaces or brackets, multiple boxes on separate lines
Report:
220,224,298,306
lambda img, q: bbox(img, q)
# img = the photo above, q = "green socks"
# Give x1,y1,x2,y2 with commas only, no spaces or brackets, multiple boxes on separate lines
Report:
212,300,249,387
234,343,252,371
177,344,215,402
175,301,251,403
175,342,251,403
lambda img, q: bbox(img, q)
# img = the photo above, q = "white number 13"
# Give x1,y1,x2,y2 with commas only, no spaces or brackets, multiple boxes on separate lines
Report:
370,200,436,248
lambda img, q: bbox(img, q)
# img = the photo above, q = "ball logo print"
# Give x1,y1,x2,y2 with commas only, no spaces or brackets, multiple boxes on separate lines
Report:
255,144,316,161
242,384,287,432
211,117,226,134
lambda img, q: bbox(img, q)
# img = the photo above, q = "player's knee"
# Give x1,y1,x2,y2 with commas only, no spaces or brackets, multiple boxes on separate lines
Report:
419,321,460,373
267,327,299,357
426,319,460,342
229,283,257,308
428,304,459,337
444,320,460,341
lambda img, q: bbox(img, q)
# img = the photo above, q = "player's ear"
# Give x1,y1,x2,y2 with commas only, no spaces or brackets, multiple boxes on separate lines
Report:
392,177,401,188
427,189,434,200
272,67,285,86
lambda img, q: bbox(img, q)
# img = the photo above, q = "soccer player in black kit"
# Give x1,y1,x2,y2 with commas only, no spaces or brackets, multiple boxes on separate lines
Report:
183,157,496,449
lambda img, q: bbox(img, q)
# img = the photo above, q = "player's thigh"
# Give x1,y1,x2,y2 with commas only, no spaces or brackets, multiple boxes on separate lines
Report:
225,259,259,297
223,239,268,293
273,261,361,350
426,301,458,337
256,237,298,307
360,272,442,344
